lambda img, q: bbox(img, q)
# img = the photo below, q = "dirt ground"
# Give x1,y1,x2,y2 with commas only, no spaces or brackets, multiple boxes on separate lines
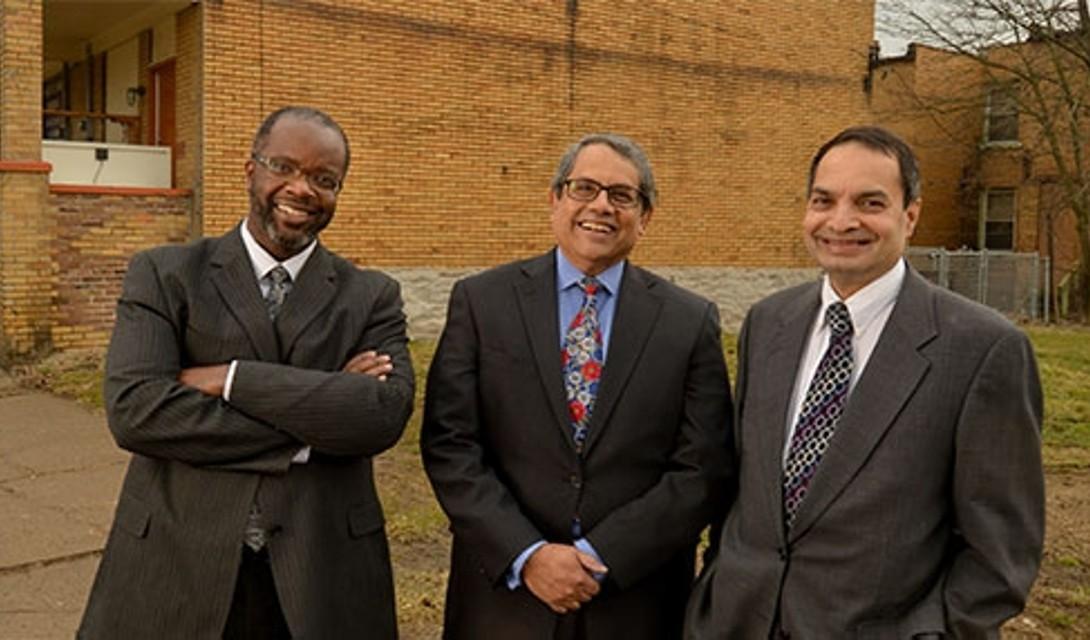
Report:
1005,467,1090,638
379,460,1090,639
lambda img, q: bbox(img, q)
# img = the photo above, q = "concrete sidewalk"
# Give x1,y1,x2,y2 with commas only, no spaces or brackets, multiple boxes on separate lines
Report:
0,372,126,639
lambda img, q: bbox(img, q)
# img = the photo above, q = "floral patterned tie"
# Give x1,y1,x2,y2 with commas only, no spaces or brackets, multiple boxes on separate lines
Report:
562,277,604,453
783,301,854,529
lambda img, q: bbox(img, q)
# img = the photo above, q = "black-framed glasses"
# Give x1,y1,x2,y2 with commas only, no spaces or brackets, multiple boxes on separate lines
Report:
251,154,343,194
564,178,645,211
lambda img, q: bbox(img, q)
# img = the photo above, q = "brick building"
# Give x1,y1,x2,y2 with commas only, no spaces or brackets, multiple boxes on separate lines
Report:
2,0,878,358
871,42,1082,316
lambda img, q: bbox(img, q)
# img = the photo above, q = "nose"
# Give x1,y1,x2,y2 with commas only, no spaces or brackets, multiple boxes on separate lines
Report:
589,188,616,211
827,201,860,232
282,171,318,198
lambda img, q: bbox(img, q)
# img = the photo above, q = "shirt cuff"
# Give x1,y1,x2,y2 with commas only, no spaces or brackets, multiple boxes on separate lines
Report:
506,540,547,590
291,446,311,464
574,537,607,583
223,360,239,402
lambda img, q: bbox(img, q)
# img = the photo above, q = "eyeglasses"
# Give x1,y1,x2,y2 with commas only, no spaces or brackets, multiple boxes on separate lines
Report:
563,178,645,211
251,154,343,194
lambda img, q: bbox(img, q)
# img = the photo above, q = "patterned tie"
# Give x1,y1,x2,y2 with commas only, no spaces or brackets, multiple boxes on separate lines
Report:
263,265,292,320
783,301,854,529
562,277,605,454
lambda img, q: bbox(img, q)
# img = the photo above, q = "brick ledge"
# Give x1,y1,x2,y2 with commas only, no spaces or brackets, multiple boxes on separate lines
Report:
0,160,52,173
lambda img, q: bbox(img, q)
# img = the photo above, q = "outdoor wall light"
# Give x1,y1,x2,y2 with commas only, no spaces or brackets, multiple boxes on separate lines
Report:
126,85,146,106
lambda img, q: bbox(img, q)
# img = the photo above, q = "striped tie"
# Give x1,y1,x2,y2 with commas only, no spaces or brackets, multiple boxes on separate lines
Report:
783,301,854,529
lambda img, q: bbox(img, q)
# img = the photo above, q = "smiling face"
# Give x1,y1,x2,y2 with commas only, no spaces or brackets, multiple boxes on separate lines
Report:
245,115,347,260
549,143,652,275
803,141,920,298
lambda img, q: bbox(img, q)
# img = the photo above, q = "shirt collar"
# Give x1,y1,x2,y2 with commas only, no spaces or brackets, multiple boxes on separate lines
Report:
555,247,624,297
239,220,316,282
819,258,905,331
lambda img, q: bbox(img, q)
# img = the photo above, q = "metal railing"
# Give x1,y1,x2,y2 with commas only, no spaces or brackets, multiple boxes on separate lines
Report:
906,247,1050,321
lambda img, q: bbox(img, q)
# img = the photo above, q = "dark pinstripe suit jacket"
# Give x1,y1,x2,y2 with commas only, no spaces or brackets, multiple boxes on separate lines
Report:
79,227,413,639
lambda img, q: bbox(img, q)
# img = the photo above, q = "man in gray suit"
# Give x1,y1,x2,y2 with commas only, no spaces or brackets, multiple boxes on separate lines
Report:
79,106,413,639
422,133,733,639
686,125,1045,639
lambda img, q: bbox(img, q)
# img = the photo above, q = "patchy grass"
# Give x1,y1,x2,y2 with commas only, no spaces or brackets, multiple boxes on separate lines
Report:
9,326,1089,639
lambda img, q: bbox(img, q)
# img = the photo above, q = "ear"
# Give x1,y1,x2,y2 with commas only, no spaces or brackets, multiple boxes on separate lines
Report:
245,158,256,188
905,198,921,237
638,206,654,235
548,187,561,214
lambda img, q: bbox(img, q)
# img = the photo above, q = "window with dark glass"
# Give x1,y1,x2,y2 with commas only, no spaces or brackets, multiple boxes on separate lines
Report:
981,189,1015,250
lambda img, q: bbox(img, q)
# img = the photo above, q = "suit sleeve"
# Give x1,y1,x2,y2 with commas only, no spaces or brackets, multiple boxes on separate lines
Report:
944,330,1044,637
228,275,414,458
584,302,735,589
420,280,545,584
105,251,301,472
106,252,414,470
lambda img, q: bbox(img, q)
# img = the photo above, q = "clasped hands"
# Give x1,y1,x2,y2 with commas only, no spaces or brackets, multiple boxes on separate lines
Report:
522,543,608,615
177,350,394,396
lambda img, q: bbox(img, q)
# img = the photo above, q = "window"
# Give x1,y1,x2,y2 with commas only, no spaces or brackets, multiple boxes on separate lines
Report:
980,189,1015,250
985,83,1019,144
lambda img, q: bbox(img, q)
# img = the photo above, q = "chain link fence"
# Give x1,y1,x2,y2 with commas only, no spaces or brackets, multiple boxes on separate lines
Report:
906,247,1050,321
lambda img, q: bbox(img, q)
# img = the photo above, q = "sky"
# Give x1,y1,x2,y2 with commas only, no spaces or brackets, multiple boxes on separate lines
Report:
874,0,914,56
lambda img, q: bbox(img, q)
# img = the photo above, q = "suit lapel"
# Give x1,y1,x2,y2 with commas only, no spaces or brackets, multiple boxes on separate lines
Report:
514,252,572,441
754,283,821,539
209,229,280,361
276,245,338,359
788,269,937,540
582,264,662,456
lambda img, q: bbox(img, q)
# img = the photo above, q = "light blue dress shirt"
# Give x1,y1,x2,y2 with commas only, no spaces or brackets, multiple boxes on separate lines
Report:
506,248,623,589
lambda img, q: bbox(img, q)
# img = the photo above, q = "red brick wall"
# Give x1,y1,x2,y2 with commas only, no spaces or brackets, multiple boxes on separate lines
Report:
48,187,192,350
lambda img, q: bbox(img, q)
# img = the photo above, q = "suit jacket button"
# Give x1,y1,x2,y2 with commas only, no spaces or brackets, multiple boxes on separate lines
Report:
777,547,788,561
569,474,582,489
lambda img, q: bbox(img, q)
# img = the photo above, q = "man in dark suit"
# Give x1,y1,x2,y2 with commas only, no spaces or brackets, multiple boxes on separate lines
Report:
79,106,414,639
686,126,1044,639
422,133,733,639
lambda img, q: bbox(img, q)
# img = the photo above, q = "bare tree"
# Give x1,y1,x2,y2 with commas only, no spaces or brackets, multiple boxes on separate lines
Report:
882,0,1090,319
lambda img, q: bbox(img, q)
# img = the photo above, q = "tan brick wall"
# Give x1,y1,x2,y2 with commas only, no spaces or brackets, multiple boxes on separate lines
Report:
49,189,192,350
197,0,875,269
0,0,42,159
0,170,53,357
0,0,53,358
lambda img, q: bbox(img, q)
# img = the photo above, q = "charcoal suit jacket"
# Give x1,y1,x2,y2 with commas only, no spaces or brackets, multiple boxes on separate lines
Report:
685,266,1044,640
79,226,414,639
422,250,734,639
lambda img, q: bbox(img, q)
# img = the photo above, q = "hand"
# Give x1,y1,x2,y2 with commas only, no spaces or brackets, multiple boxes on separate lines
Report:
342,350,393,381
522,543,608,614
178,364,230,397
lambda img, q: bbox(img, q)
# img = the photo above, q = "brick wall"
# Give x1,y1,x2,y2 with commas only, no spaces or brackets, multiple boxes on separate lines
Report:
197,1,875,269
48,187,192,350
0,0,53,359
872,46,987,250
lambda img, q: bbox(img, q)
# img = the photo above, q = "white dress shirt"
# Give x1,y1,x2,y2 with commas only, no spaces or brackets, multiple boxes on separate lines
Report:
224,220,317,463
783,259,906,461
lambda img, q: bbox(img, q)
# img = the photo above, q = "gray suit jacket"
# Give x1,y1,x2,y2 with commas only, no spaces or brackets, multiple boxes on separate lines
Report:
686,266,1044,640
79,227,414,639
422,251,734,639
